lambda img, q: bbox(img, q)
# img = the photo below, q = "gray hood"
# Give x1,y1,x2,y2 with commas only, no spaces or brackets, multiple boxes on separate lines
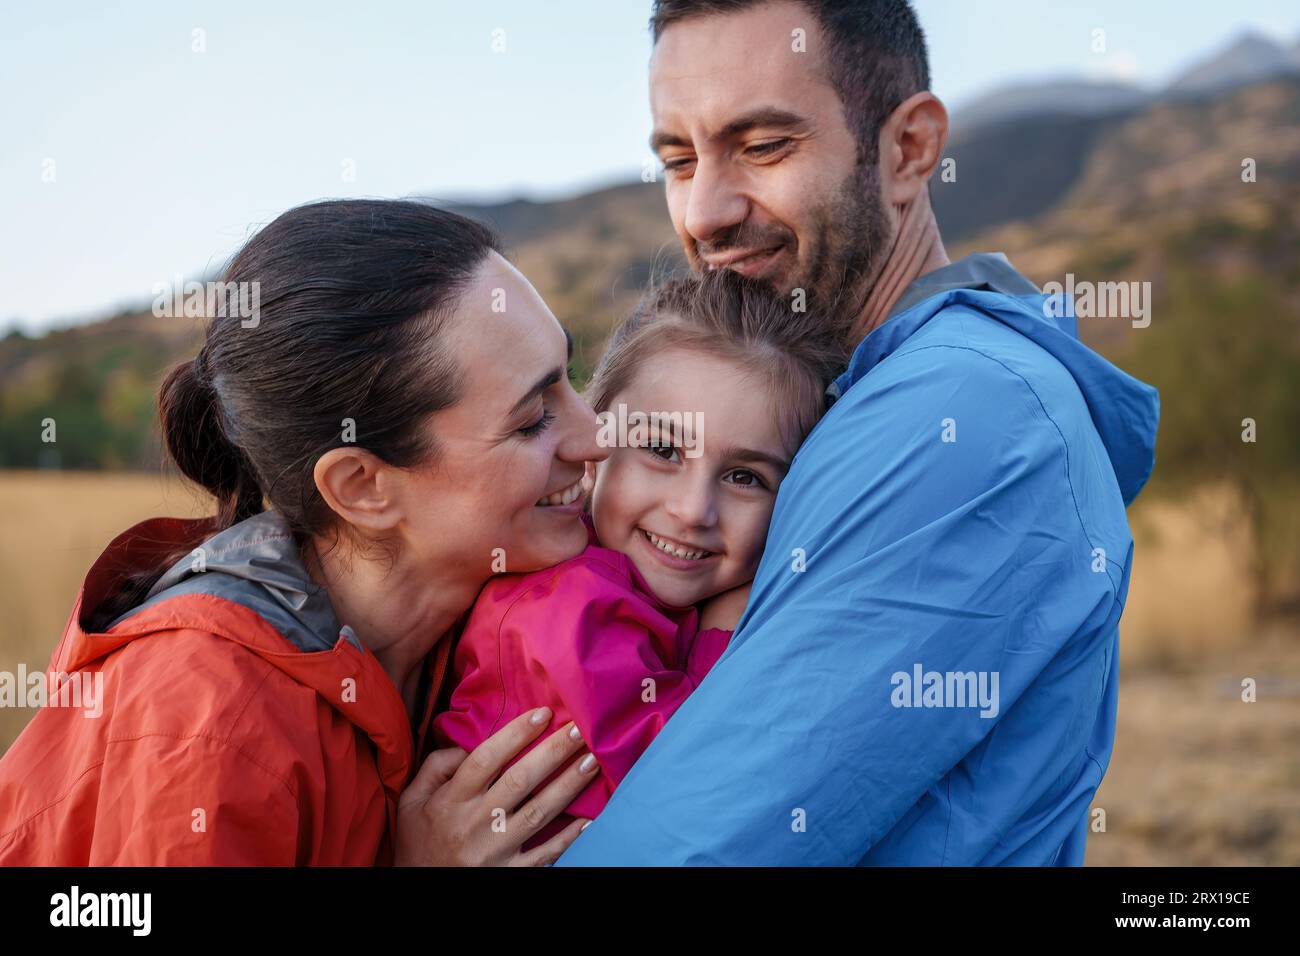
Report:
112,509,359,653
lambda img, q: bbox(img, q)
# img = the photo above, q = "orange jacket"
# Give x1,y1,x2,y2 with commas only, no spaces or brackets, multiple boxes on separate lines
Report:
0,512,451,865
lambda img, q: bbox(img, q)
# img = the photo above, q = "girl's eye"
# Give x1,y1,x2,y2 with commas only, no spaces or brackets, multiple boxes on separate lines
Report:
724,469,766,489
519,409,555,438
645,444,680,463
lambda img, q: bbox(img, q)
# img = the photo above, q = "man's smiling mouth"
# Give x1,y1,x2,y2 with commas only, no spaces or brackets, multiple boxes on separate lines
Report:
703,246,785,279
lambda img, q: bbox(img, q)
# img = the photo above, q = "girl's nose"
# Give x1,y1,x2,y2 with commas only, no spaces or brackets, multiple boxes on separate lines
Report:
663,474,718,530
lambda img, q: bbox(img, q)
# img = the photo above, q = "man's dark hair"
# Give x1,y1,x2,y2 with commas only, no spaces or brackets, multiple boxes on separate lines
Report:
651,0,930,163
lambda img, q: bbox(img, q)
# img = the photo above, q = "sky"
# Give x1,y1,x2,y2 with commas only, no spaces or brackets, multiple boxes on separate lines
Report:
2,0,1298,333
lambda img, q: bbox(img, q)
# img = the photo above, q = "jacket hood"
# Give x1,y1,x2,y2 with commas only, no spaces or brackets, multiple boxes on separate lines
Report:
109,509,356,653
55,511,428,798
832,252,1160,505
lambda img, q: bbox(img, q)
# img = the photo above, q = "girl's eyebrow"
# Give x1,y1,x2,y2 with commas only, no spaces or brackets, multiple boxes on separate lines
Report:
715,445,791,474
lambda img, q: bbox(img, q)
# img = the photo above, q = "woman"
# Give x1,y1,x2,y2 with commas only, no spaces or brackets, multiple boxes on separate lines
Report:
0,199,608,865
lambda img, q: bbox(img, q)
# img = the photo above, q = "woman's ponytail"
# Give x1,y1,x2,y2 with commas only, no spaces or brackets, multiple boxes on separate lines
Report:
87,356,266,631
158,353,264,529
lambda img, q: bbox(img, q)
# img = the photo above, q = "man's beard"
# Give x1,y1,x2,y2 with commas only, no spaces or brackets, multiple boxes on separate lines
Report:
693,159,892,346
795,160,892,345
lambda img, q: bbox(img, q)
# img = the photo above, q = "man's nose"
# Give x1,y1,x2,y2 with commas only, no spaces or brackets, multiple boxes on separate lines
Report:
683,159,749,250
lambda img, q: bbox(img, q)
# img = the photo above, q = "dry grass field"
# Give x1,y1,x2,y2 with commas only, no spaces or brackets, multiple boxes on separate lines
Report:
0,470,1295,864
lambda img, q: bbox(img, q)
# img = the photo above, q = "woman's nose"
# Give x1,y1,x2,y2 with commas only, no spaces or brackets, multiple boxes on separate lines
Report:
558,390,610,463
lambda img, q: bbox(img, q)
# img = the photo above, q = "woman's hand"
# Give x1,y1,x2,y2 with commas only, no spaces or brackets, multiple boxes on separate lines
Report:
394,707,599,866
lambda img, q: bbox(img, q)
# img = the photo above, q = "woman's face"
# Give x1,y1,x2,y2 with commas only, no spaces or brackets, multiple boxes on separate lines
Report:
398,252,607,585
589,348,796,608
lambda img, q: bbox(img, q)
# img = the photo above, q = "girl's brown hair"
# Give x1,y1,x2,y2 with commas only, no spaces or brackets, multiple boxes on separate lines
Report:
585,269,849,453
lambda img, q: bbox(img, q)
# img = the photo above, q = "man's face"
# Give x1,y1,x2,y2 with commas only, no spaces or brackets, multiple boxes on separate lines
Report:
650,1,892,327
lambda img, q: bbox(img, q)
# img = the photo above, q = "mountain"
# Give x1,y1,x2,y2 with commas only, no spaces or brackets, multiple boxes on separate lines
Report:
3,67,1299,488
953,78,1148,130
1167,32,1298,95
945,32,1300,155
446,182,683,371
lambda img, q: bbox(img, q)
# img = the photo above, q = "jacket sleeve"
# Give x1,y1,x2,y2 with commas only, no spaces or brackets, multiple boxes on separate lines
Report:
88,732,301,865
559,345,1124,865
503,562,713,817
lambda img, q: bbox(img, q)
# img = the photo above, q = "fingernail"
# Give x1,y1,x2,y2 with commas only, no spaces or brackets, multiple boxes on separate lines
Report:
569,723,582,741
530,707,551,725
579,753,598,774
581,820,593,831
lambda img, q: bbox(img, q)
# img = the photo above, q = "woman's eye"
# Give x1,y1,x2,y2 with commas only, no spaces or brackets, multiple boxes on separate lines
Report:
519,409,555,438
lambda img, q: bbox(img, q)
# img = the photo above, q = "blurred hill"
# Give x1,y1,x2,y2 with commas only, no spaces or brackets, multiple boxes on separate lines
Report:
3,51,1299,612
949,74,1300,610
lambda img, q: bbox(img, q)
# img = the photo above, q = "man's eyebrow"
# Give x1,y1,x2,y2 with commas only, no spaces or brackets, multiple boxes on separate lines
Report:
508,329,573,417
650,106,810,153
716,106,809,142
649,128,690,153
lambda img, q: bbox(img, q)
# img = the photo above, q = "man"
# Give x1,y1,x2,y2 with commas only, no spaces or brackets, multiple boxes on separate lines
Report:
560,0,1158,865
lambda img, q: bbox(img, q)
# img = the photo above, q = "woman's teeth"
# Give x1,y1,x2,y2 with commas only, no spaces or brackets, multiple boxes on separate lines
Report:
643,529,712,561
536,479,583,507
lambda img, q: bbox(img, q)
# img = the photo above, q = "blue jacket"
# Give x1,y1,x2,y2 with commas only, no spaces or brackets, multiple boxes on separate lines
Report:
559,253,1159,866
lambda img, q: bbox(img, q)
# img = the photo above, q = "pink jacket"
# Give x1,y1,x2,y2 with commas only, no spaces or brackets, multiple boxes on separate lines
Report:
432,522,731,834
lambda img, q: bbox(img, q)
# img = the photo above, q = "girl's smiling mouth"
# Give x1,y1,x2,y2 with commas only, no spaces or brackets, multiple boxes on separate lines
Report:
639,527,719,569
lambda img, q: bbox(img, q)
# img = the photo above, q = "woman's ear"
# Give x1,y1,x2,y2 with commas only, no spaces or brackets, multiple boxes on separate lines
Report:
313,447,402,533
582,458,599,497
880,91,949,206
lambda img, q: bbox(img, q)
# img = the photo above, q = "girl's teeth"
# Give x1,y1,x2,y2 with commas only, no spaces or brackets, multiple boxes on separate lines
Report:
644,530,710,561
536,480,582,507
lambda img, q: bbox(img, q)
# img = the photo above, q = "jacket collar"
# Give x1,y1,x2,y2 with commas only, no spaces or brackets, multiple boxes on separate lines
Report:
829,252,1040,402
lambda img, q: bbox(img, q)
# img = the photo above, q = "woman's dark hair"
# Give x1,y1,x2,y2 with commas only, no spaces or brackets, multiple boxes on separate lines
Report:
586,269,848,453
91,199,499,629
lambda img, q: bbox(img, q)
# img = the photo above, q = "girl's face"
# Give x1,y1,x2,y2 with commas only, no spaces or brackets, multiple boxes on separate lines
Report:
589,347,797,608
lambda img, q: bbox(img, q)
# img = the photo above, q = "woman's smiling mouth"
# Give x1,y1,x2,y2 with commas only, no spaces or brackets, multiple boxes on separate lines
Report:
535,477,584,509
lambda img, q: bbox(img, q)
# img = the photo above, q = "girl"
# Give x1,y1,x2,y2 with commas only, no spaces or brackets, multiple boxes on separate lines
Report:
433,269,847,841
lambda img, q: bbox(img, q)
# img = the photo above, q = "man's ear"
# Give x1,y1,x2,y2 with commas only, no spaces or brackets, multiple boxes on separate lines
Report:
582,458,599,496
313,447,402,533
879,91,949,206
